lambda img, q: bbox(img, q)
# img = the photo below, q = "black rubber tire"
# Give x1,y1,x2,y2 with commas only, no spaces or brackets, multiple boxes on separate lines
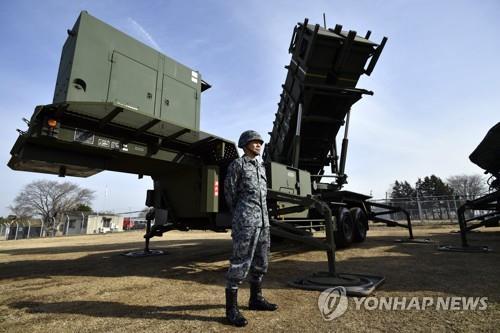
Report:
334,207,354,248
350,207,368,243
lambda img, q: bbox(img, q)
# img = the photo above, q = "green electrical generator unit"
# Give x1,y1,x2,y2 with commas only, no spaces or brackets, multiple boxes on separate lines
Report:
8,11,238,227
55,11,207,131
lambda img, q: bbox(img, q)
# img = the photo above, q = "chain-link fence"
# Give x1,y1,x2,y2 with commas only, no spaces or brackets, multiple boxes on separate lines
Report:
1,219,43,240
369,194,490,223
1,211,138,240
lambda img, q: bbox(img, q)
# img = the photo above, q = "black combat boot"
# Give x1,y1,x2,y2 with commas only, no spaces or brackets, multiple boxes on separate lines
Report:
249,282,278,311
225,288,248,327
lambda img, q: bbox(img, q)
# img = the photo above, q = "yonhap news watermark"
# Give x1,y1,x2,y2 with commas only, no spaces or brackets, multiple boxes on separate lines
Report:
318,286,488,321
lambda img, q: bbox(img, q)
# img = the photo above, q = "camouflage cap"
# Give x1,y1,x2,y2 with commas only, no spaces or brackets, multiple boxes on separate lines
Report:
238,130,264,148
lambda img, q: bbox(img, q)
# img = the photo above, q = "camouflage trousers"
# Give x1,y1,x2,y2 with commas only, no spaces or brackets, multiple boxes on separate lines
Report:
226,226,270,289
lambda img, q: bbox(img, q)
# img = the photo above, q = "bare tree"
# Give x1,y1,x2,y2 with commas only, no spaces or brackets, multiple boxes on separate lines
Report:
9,203,33,220
446,174,487,199
9,180,95,236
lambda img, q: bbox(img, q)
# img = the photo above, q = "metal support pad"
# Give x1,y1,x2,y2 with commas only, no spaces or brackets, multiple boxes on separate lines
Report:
289,272,385,296
122,211,170,258
437,245,492,253
395,238,433,244
121,249,167,257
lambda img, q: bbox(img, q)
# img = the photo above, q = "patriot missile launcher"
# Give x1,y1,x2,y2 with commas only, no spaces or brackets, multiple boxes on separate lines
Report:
9,11,418,294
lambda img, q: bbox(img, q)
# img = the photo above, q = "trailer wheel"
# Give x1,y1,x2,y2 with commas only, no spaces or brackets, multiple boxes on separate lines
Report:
350,207,368,242
334,207,354,248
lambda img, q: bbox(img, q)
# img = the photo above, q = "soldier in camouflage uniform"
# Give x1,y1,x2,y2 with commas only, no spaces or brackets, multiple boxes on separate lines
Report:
224,130,278,327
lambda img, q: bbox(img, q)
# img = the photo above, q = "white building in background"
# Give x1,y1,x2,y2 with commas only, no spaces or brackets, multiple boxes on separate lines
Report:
64,214,123,235
86,215,123,234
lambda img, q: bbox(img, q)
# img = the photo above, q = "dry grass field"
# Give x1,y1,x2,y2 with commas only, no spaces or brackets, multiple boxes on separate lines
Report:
0,225,499,332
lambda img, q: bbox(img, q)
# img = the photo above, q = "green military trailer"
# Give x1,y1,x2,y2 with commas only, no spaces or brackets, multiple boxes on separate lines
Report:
9,11,239,232
9,11,417,295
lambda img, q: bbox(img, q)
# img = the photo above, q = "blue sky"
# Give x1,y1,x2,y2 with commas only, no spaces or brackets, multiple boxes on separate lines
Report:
0,0,499,216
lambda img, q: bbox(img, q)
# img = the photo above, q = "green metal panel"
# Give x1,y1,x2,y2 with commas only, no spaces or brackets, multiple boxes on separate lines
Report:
201,166,219,213
268,162,311,218
160,166,203,218
268,162,311,196
53,19,78,102
108,52,158,117
161,74,197,129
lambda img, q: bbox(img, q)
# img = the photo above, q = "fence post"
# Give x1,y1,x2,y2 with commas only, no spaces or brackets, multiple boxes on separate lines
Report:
52,216,56,237
446,200,453,222
453,196,459,218
81,212,85,234
416,191,424,223
65,214,70,236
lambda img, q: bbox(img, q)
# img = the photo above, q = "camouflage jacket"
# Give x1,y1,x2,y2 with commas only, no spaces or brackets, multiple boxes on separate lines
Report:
224,155,269,228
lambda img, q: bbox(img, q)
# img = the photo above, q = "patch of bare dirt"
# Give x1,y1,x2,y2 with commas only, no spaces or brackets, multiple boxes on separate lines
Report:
0,226,498,332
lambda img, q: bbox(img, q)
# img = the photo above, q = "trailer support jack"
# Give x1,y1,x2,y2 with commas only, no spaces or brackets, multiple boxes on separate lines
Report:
285,199,385,296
